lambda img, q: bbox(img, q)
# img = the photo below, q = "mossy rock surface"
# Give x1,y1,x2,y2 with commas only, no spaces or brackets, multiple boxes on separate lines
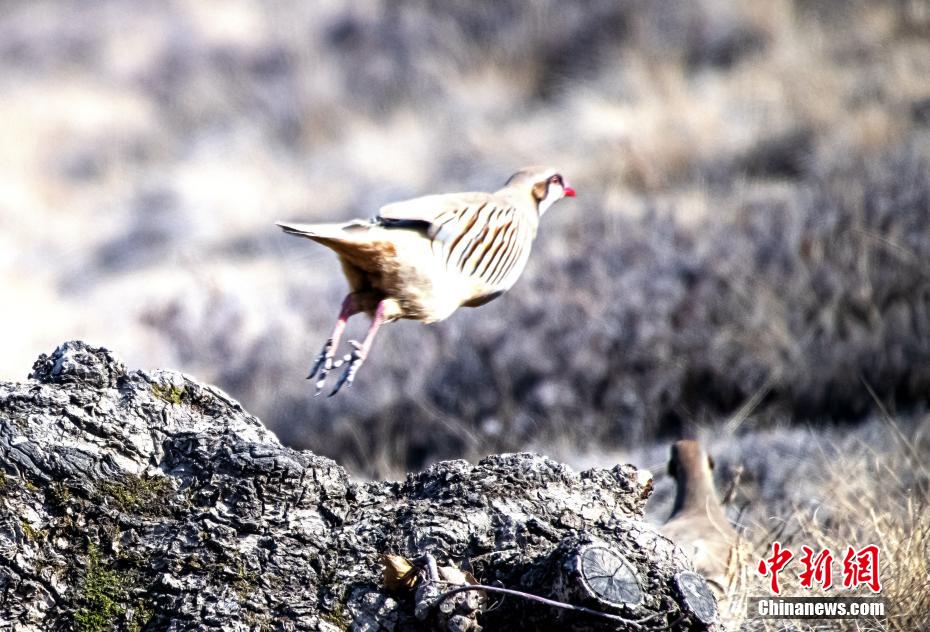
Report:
0,341,705,630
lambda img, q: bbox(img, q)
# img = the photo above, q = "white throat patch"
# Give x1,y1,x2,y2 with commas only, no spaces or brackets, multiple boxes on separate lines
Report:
537,184,563,216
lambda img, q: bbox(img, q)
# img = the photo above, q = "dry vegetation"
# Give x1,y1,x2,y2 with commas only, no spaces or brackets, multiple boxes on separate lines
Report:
1,1,930,626
735,416,930,631
631,411,930,630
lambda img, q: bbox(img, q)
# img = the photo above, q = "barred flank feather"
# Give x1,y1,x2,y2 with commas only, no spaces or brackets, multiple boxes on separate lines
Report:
403,200,535,299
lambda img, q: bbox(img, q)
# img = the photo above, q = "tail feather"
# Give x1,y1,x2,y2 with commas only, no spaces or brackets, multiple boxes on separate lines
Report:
276,219,381,264
277,219,374,240
276,221,347,238
277,218,421,278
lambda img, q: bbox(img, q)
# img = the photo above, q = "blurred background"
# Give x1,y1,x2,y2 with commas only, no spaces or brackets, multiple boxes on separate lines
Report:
3,1,930,623
2,0,930,473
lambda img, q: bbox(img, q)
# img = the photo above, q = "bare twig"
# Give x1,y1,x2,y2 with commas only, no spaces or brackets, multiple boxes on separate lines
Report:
430,580,685,631
722,464,744,506
860,376,930,480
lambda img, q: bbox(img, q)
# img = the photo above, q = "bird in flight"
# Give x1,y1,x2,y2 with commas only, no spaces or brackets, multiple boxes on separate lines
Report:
277,166,575,396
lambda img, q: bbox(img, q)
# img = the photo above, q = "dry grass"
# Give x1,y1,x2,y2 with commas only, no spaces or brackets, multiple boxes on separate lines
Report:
711,414,930,630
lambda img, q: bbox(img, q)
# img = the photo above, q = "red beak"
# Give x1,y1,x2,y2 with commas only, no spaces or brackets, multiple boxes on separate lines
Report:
563,186,576,197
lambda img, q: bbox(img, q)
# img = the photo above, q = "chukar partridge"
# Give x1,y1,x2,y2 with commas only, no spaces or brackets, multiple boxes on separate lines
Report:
277,166,575,395
660,440,740,598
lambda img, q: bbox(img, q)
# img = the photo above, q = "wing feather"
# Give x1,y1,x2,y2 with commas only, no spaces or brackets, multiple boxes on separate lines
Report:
376,192,498,241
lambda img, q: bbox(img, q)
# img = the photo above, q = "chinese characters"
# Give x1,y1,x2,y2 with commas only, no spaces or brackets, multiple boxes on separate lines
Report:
757,543,881,594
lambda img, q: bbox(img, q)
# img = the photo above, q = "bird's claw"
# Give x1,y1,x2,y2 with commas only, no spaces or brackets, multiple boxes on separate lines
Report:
307,338,338,396
306,338,368,396
307,338,335,379
328,341,366,397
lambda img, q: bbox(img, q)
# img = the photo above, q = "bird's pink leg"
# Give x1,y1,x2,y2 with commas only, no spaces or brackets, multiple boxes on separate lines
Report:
329,299,386,396
308,294,359,395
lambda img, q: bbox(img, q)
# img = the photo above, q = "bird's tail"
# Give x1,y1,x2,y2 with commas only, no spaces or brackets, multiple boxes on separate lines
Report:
276,219,383,263
276,220,374,242
277,220,352,237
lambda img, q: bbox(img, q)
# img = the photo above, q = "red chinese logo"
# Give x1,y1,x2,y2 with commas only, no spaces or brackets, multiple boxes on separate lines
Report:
757,541,793,594
842,545,882,592
798,546,833,590
757,543,881,594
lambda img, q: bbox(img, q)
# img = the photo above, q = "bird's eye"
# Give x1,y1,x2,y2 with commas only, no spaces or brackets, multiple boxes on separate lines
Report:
549,175,561,184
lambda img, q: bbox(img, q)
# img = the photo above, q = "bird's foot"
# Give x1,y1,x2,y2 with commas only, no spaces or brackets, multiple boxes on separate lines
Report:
328,341,367,397
307,338,337,396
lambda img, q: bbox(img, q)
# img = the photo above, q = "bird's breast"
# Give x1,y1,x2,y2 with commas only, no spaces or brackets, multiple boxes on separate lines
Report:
351,229,465,322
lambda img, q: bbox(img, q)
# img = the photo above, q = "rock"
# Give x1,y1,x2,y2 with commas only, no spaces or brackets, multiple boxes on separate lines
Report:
0,341,716,630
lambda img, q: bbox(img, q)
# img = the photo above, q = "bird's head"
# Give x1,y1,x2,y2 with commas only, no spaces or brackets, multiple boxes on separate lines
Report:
505,166,575,215
667,439,715,483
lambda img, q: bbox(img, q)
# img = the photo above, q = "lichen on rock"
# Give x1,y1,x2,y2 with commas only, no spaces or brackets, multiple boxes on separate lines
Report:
0,341,715,630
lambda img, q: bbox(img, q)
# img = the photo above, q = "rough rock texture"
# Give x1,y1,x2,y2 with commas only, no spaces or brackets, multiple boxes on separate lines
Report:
0,341,713,631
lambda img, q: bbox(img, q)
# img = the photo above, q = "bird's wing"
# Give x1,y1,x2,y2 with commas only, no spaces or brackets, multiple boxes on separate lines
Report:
376,192,504,242
378,191,530,295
